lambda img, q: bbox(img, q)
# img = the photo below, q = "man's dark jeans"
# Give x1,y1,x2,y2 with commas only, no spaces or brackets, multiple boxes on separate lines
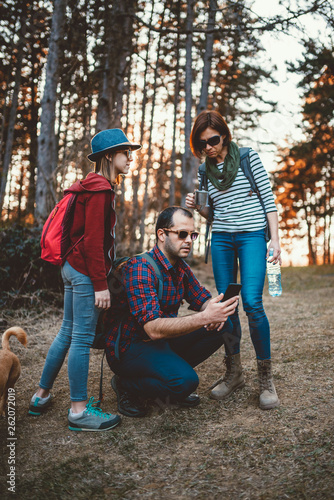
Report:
108,320,233,402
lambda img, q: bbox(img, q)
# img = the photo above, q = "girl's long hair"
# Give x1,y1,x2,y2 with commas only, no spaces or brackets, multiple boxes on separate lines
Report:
94,154,122,185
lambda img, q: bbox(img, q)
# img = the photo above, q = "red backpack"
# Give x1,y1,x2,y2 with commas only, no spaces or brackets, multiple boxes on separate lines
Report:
40,193,83,265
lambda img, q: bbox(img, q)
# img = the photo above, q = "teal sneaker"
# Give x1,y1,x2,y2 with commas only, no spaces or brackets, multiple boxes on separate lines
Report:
68,397,121,432
28,394,52,416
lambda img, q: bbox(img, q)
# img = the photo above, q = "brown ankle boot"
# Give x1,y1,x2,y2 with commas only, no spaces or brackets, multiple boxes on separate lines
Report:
257,359,280,410
210,353,245,400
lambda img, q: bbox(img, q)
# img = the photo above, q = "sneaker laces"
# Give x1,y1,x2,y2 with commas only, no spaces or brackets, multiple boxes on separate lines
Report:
85,397,112,419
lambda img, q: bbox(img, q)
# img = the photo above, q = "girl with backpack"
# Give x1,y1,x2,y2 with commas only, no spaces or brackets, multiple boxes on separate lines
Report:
185,110,281,410
29,129,141,431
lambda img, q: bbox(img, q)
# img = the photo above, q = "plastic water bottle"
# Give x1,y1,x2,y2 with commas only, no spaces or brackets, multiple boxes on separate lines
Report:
267,248,282,297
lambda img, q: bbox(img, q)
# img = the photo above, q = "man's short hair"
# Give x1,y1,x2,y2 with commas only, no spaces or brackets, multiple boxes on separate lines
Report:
155,206,193,238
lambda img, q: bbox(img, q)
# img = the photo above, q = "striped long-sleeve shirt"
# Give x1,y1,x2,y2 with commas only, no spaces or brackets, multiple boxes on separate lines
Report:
202,148,277,233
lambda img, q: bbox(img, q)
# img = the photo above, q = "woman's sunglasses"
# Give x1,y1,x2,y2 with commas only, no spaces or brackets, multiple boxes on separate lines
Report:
163,229,199,241
198,135,222,150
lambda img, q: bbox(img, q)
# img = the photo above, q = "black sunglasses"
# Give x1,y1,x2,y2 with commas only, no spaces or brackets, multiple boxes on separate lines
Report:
163,229,199,241
198,135,222,150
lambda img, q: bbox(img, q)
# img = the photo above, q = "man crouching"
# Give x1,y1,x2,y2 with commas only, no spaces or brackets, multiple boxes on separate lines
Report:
105,206,238,417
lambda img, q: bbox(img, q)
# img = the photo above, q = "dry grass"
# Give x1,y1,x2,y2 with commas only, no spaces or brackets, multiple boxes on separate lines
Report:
0,263,333,499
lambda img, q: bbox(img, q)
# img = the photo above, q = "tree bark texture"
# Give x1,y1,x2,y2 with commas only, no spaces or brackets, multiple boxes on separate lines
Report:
169,0,182,206
130,0,154,251
197,0,217,113
181,0,195,204
35,0,68,223
0,17,26,214
96,0,137,131
139,1,166,248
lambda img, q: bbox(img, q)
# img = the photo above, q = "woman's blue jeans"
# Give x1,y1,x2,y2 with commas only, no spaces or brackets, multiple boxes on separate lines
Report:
39,261,100,401
211,229,270,360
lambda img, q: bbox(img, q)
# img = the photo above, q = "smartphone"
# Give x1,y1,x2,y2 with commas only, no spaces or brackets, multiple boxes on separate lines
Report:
221,283,242,302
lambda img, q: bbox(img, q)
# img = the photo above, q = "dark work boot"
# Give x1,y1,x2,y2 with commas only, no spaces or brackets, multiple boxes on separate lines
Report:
111,375,148,418
171,393,201,408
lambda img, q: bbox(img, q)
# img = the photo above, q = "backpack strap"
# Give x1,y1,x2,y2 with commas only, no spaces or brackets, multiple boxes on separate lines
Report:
97,351,106,405
62,234,84,262
114,252,164,361
138,252,164,300
198,162,213,263
239,147,257,194
198,162,207,191
239,147,271,242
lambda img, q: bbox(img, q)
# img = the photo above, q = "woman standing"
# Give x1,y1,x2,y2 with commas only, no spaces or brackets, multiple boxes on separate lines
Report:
29,129,141,430
185,110,281,410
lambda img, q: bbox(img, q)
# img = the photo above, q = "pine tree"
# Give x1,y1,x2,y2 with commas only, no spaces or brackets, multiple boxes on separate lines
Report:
35,0,68,223
273,41,334,264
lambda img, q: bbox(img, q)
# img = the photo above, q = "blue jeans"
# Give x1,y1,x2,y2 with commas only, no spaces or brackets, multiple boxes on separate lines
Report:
39,261,100,401
107,323,233,401
211,229,270,360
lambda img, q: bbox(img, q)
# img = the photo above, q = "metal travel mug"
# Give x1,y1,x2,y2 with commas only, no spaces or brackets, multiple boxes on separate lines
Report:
194,189,209,207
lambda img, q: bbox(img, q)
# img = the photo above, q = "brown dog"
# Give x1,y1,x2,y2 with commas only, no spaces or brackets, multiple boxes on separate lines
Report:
0,327,27,417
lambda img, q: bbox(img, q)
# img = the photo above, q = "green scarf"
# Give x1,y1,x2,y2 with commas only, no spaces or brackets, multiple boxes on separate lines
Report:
205,141,240,191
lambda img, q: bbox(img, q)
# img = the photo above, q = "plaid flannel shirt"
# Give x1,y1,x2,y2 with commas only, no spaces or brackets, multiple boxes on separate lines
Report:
105,245,211,363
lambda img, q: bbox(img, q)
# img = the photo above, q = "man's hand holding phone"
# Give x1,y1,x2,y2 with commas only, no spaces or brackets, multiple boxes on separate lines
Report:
204,283,242,331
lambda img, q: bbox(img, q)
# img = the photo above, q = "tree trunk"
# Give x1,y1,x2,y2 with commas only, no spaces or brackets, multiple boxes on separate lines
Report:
116,63,132,253
197,0,217,113
130,0,155,252
305,208,316,265
181,0,195,205
96,0,137,132
156,120,167,215
6,166,13,220
17,167,24,222
328,215,332,264
139,1,166,248
26,51,39,219
35,0,68,223
112,4,136,129
0,19,26,214
169,0,181,206
0,68,13,169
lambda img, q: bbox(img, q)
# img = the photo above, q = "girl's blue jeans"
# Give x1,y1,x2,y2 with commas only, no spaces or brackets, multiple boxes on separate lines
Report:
39,261,100,401
211,229,270,360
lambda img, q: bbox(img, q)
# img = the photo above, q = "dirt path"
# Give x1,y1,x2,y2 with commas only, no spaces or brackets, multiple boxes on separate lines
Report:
1,264,333,499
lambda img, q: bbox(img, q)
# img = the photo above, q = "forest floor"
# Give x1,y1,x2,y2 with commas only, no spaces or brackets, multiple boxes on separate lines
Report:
0,263,333,499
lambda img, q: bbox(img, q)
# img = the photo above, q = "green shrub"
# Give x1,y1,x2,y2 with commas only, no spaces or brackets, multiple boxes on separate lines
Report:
0,225,63,297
